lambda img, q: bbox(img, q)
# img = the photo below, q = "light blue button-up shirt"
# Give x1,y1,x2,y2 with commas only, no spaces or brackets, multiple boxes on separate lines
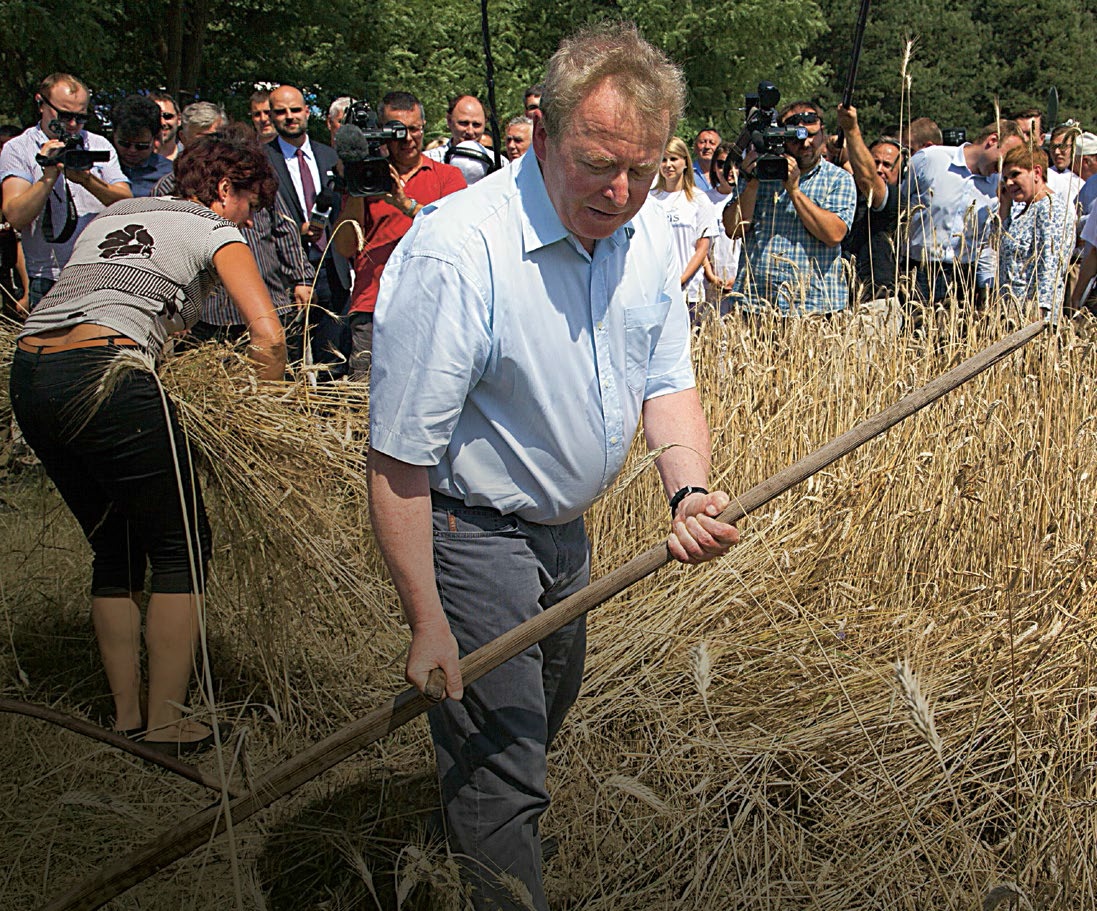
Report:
369,152,694,525
903,143,1001,280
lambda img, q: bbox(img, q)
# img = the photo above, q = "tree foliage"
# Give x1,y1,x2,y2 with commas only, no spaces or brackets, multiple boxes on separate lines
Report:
0,0,1093,143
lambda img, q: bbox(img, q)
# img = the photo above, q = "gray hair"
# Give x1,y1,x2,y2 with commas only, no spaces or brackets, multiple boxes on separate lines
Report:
506,115,533,130
540,21,685,141
328,96,354,121
180,101,227,143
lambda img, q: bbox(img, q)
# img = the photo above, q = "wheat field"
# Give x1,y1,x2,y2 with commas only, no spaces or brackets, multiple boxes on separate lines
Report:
2,302,1096,910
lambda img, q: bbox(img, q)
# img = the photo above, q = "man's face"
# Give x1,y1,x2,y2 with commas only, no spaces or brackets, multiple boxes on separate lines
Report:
504,123,532,161
782,108,826,172
327,107,346,140
872,142,902,185
448,97,485,144
114,128,155,168
38,85,90,137
1049,132,1073,171
975,133,1022,177
1015,116,1042,143
533,79,666,253
694,130,719,165
270,87,309,141
156,99,179,144
250,100,276,142
383,105,425,170
524,94,542,115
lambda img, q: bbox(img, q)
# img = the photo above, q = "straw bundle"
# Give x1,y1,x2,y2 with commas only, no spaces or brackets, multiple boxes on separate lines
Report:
3,303,1097,909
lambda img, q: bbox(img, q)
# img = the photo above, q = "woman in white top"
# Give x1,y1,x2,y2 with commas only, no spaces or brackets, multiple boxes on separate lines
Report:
702,142,742,314
650,136,716,315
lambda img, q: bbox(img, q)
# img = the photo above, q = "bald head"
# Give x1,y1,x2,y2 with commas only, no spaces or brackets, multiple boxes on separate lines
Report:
270,84,309,146
447,94,486,144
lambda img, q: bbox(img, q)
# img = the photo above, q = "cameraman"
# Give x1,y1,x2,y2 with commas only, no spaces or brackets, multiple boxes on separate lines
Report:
332,91,465,379
0,73,131,308
723,100,856,315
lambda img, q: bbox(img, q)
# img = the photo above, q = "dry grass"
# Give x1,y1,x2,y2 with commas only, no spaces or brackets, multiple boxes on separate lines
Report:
2,301,1097,910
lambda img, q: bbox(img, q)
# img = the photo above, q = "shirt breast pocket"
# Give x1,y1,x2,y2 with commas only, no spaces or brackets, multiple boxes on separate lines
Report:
623,303,665,394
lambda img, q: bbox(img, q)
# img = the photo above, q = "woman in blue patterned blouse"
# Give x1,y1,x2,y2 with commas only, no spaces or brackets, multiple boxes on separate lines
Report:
996,144,1073,322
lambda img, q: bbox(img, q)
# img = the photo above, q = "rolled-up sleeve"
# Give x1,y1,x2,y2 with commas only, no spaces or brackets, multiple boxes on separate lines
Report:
369,242,493,465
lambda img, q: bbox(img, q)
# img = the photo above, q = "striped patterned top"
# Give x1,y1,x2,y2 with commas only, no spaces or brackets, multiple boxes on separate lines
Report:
19,196,244,352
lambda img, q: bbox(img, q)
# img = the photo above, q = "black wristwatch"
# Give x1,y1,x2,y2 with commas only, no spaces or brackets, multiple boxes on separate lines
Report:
669,486,709,517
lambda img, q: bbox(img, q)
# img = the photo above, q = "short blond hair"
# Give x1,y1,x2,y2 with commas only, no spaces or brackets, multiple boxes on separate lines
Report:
540,21,685,142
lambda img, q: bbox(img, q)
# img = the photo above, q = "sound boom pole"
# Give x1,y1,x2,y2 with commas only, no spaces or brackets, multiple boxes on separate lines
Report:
833,0,872,152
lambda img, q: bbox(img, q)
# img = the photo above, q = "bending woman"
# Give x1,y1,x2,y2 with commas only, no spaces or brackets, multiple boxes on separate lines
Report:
9,132,285,755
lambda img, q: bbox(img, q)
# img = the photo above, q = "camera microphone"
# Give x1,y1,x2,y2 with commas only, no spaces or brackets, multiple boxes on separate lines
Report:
334,124,372,163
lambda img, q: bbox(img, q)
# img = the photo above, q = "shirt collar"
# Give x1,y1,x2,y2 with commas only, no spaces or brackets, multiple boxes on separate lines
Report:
278,134,312,160
950,142,973,174
515,152,633,256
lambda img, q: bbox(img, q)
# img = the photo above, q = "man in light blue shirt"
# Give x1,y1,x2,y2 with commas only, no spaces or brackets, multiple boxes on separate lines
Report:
0,72,130,307
901,120,1024,302
368,21,738,911
692,127,720,191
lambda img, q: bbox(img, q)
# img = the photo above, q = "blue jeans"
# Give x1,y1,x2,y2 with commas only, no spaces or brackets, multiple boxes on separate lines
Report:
427,492,589,910
9,346,211,594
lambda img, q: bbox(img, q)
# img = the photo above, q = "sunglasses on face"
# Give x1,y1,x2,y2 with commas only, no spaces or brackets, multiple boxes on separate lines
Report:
161,112,177,121
271,107,305,116
782,111,822,127
116,139,152,150
42,99,89,124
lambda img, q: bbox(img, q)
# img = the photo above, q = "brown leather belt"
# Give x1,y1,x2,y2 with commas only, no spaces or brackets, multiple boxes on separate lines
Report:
17,335,142,355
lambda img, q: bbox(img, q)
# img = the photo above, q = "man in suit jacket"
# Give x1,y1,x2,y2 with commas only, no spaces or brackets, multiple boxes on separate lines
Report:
266,84,351,376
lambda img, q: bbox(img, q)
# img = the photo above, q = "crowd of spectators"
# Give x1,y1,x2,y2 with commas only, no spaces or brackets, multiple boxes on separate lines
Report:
3,72,1094,346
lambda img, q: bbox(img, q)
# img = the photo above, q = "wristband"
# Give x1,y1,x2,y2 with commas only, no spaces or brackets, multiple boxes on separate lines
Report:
404,197,420,216
669,485,709,517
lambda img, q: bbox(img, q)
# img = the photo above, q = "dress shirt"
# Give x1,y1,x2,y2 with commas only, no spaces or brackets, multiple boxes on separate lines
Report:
728,158,857,314
276,135,323,217
0,125,129,280
370,152,694,525
692,160,712,192
121,153,173,197
903,143,1000,279
202,195,312,324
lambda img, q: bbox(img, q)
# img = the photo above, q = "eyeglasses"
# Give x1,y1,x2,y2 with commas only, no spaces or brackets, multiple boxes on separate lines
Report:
782,112,821,127
41,98,89,124
116,139,152,151
271,107,305,116
1050,142,1072,151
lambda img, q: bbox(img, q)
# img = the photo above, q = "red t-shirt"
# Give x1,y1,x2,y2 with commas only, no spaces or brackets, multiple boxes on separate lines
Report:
348,159,467,314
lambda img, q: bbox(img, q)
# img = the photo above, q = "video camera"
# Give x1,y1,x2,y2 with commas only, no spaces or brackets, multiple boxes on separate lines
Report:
34,119,110,171
332,99,408,196
731,82,807,182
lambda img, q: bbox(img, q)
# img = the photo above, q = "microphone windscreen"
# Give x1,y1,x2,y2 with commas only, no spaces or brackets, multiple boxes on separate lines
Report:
334,124,372,163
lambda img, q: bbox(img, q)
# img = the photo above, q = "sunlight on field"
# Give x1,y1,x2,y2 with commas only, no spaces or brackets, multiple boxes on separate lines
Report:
2,305,1097,909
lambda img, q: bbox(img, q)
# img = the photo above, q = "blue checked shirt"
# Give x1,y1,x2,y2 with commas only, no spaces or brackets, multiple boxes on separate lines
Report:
729,158,856,314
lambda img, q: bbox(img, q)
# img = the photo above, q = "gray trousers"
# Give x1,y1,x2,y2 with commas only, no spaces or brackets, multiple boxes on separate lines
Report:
428,492,590,911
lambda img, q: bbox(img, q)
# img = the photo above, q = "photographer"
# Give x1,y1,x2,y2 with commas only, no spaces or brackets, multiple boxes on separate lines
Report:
332,91,465,379
836,104,903,300
0,73,131,308
723,100,856,315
